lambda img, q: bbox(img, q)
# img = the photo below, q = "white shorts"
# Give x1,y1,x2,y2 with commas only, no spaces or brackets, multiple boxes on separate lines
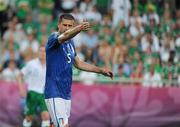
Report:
45,98,71,127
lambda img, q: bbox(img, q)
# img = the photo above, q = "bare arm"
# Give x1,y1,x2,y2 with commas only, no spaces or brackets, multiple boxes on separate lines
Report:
16,72,27,97
74,56,113,79
58,22,91,43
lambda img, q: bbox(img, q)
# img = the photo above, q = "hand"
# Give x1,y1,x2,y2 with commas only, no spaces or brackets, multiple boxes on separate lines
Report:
19,88,27,98
79,21,91,31
101,68,113,79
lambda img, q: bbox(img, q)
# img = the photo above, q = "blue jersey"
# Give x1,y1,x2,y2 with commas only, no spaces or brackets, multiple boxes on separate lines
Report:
44,32,76,100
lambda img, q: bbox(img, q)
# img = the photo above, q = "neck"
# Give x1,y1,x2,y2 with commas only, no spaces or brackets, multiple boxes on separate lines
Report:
39,58,46,65
58,30,62,35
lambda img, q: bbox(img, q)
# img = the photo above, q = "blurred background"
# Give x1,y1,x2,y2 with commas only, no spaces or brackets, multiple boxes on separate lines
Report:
0,0,180,127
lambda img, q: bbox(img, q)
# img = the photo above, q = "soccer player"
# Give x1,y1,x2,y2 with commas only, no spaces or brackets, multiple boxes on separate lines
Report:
45,13,113,127
17,46,50,127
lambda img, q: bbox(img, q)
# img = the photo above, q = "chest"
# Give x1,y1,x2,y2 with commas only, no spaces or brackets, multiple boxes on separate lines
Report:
61,42,76,64
30,63,46,78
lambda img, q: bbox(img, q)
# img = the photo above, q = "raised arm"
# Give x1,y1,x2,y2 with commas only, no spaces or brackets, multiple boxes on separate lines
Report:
74,56,113,79
58,22,91,43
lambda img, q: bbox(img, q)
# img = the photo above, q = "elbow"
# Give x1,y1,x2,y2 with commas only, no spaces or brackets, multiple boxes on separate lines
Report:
74,60,81,69
74,62,80,69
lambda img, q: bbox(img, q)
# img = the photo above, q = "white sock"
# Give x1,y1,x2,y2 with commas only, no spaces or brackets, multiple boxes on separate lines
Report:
23,119,32,127
41,120,50,127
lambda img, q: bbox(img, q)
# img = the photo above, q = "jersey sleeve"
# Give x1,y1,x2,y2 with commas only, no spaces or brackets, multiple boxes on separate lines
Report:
46,33,59,49
21,62,31,76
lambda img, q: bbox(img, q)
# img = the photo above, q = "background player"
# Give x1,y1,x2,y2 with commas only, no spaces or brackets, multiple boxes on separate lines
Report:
17,45,50,127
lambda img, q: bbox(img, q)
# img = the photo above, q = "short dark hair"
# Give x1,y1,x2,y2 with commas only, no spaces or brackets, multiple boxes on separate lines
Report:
59,13,75,23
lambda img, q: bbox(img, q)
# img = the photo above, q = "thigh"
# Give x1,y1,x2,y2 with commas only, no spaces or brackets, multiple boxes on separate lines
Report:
25,91,38,115
45,98,71,127
38,94,48,112
65,100,71,118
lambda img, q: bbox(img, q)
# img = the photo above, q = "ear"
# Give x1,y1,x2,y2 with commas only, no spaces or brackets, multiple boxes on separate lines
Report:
58,22,61,28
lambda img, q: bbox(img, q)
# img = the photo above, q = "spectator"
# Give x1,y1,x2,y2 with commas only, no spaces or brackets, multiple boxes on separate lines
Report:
142,2,159,25
131,61,143,86
82,29,98,49
96,39,112,68
115,20,128,41
2,35,20,61
3,17,26,45
129,9,144,37
79,0,95,13
84,5,102,23
38,0,54,23
72,7,84,22
141,29,160,53
1,60,20,82
117,64,128,78
160,35,175,63
132,0,144,16
19,32,39,57
0,0,15,37
143,64,163,87
23,13,38,36
16,0,31,22
61,0,77,12
111,0,131,27
99,25,114,45
101,15,112,26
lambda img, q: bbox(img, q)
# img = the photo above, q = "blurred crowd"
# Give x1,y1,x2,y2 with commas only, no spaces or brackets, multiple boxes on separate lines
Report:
0,0,179,87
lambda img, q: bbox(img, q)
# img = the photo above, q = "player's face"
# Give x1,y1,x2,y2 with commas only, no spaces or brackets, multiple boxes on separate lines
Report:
39,47,46,61
58,18,75,33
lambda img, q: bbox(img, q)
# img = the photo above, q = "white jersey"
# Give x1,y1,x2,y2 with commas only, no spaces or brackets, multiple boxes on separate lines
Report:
21,58,46,94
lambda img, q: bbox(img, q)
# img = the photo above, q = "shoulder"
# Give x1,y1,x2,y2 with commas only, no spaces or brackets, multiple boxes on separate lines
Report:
69,39,75,45
48,32,59,40
46,32,60,48
26,58,38,67
31,58,39,65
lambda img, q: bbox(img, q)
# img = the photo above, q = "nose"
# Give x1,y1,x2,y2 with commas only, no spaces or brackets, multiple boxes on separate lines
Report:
65,26,70,30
